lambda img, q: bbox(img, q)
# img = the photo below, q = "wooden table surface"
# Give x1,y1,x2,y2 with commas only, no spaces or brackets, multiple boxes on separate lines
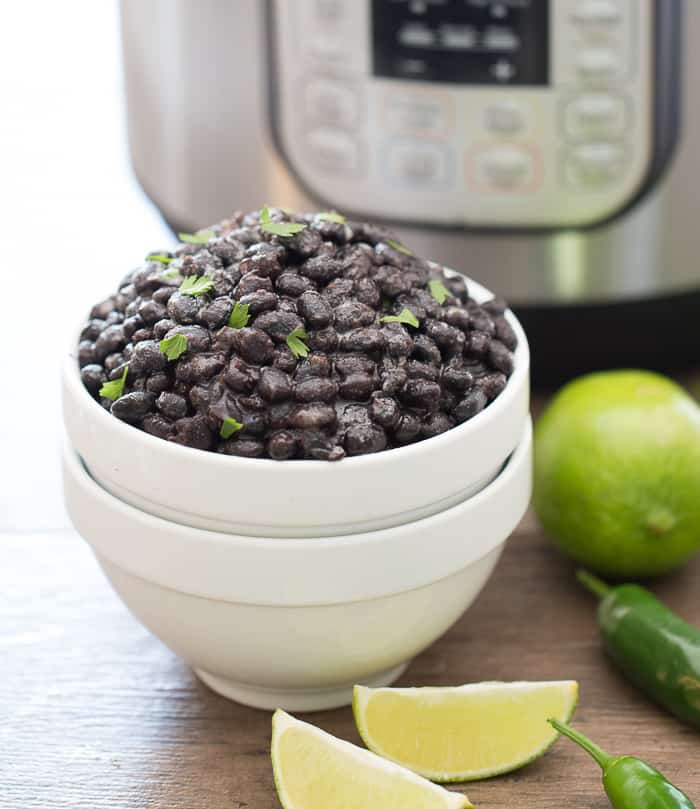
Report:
2,513,699,809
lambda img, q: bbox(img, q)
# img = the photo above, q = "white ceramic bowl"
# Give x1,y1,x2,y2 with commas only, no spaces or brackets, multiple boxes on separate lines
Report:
63,419,532,712
63,277,530,538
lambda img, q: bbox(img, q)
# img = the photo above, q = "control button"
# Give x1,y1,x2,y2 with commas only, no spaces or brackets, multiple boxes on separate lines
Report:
484,101,526,135
385,141,451,188
384,93,453,135
564,143,627,187
399,23,436,48
304,80,360,129
306,129,362,175
572,0,622,25
577,48,619,79
564,94,627,139
475,145,535,189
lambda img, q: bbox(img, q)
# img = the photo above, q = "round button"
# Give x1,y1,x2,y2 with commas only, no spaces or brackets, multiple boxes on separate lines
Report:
306,128,362,175
564,94,627,139
564,142,627,187
572,0,622,25
475,145,535,189
577,48,619,79
484,102,526,135
304,80,360,129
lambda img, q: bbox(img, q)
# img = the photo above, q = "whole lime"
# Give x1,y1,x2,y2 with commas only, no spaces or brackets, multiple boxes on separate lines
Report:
534,370,700,578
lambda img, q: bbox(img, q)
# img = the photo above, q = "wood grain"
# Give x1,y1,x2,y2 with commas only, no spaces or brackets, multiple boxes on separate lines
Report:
1,521,699,809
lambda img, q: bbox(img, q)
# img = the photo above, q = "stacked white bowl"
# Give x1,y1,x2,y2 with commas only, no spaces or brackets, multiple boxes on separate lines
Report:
62,277,532,711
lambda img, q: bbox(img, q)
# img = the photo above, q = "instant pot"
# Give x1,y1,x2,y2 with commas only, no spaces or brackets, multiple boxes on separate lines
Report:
119,0,695,379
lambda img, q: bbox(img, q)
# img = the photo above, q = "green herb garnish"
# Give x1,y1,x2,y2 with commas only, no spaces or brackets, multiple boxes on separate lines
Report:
380,307,420,328
286,326,310,358
228,301,250,329
159,333,188,361
146,252,172,264
386,238,413,256
317,212,346,224
179,274,214,297
220,417,244,439
161,267,181,280
428,279,451,305
260,205,307,237
178,230,215,245
99,366,129,402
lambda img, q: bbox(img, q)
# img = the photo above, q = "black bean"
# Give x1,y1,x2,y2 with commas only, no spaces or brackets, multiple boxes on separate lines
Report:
175,353,226,383
468,330,491,358
276,271,315,297
494,315,518,351
488,339,514,375
296,354,331,379
224,357,260,392
90,297,116,319
334,301,376,331
382,325,414,358
199,296,233,329
157,391,188,420
454,389,488,423
297,290,332,329
143,414,174,440
123,315,145,339
104,353,125,374
268,401,295,429
272,345,299,374
482,298,508,316
171,414,215,450
129,340,168,375
443,306,471,332
424,320,465,356
285,228,323,258
338,374,375,401
340,327,385,353
394,412,422,443
345,423,387,456
300,255,344,284
421,411,451,439
354,277,381,307
445,275,469,302
322,278,354,307
131,328,154,342
380,365,408,395
234,327,275,364
145,372,171,394
111,391,155,424
80,364,105,396
78,340,96,367
469,308,496,336
369,393,400,429
153,319,175,340
399,379,441,411
239,290,278,315
475,371,508,402
335,354,376,378
289,403,337,430
294,376,338,403
375,265,412,297
239,250,283,279
163,324,211,353
80,319,105,341
235,273,273,298
254,310,303,343
267,430,298,460
305,328,338,353
442,360,474,392
138,299,167,326
167,292,200,324
339,404,372,428
299,431,345,461
219,437,266,457
407,361,440,382
258,367,292,402
94,324,126,361
152,285,176,305
412,334,442,365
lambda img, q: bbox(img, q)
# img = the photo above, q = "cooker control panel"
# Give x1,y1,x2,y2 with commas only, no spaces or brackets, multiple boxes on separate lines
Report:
269,0,675,229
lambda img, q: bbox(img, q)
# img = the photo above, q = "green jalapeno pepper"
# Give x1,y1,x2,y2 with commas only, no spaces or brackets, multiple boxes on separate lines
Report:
578,570,700,729
549,719,695,809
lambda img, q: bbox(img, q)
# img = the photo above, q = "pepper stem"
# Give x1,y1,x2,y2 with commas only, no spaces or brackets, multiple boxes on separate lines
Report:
548,719,613,770
576,570,612,600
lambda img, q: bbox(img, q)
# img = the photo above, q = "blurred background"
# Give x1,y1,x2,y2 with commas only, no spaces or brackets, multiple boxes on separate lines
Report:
2,0,698,534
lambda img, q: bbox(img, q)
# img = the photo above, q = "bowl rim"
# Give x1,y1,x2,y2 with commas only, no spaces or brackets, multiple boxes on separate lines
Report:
63,419,532,605
66,275,529,471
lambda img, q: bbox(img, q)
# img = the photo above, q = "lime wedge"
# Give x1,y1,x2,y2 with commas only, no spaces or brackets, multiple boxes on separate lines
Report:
353,680,579,782
271,710,471,809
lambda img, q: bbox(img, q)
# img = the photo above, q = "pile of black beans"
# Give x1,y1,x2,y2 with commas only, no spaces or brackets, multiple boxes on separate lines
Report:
78,209,517,460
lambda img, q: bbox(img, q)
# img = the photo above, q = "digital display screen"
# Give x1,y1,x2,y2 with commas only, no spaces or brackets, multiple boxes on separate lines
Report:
372,0,549,86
